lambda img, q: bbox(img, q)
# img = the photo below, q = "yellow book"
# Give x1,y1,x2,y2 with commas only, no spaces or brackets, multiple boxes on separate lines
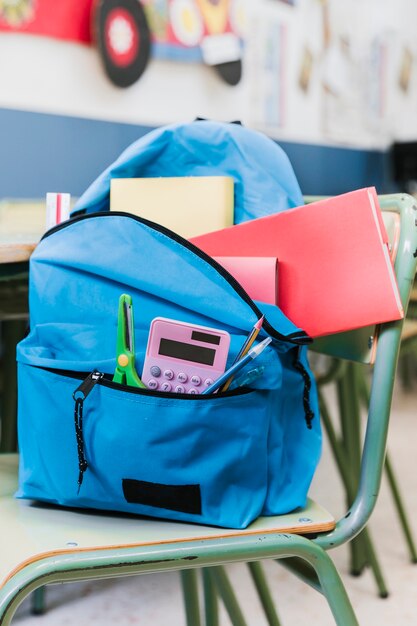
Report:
110,176,234,239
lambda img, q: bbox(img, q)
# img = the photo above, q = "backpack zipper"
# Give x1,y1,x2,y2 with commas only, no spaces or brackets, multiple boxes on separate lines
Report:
47,366,252,400
40,211,311,345
72,371,105,493
73,370,104,401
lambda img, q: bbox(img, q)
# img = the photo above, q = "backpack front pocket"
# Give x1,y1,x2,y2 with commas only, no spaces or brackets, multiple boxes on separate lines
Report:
17,363,270,529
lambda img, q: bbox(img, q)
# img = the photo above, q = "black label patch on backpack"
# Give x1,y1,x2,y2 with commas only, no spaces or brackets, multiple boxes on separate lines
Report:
122,478,201,515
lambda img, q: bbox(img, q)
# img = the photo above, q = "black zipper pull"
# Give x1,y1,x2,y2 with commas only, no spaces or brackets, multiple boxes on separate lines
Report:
73,370,104,401
292,347,314,430
73,371,103,493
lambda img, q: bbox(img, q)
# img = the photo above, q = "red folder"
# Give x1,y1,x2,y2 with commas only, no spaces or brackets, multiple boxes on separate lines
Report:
214,257,279,305
191,188,404,337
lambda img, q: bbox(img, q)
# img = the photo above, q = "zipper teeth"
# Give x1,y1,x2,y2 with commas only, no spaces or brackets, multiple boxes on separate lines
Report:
41,211,311,345
41,366,253,400
99,374,253,399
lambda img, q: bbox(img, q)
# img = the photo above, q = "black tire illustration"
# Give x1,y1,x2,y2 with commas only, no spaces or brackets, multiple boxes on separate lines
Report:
95,0,151,88
214,59,242,86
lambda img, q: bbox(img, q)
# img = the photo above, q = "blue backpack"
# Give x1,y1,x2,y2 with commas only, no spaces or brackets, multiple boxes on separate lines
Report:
16,121,321,529
72,119,304,221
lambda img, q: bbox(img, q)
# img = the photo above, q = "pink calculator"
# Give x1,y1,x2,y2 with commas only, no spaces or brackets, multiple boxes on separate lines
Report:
142,317,231,394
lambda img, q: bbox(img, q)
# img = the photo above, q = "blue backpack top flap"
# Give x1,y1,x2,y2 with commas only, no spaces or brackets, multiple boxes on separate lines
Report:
72,120,303,224
19,212,310,376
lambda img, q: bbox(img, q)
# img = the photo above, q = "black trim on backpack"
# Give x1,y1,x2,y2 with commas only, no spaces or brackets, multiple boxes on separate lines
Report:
292,347,315,430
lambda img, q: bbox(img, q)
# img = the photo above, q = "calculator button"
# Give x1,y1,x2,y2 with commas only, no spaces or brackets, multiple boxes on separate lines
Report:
190,375,201,386
150,366,161,377
204,378,214,387
177,372,188,383
188,388,199,395
160,382,172,392
163,369,174,380
148,379,158,390
175,384,185,394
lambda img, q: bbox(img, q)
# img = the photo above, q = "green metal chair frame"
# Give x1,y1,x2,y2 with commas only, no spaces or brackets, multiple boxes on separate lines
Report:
0,193,415,626
307,195,417,598
397,283,417,389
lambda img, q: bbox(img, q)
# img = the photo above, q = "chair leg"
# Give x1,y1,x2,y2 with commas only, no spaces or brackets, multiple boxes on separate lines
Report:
247,562,282,626
341,366,374,578
310,551,359,626
204,562,282,626
359,528,388,598
278,541,360,626
30,587,46,615
319,386,366,575
180,570,202,626
319,374,389,596
202,568,219,626
357,368,417,564
336,367,362,577
384,453,417,563
216,549,359,626
209,566,248,626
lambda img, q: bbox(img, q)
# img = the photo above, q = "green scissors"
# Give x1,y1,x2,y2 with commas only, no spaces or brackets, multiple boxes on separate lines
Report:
113,294,146,388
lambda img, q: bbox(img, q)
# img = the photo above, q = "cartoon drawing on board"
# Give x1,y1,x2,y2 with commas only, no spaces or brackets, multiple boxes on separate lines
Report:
0,0,245,87
0,0,35,25
96,0,151,88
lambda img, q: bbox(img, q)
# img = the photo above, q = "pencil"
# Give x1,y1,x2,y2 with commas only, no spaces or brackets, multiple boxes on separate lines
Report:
219,315,265,392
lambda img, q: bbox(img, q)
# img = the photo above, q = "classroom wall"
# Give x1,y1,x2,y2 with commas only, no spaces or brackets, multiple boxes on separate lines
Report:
0,0,415,198
0,107,390,199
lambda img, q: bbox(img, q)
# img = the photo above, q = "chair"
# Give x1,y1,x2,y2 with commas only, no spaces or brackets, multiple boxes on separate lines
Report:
308,195,417,598
0,193,415,626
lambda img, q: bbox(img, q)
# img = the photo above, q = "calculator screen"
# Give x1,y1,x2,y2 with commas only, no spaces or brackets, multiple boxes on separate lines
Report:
158,338,216,366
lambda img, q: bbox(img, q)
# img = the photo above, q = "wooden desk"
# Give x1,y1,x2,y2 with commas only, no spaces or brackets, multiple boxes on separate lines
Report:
0,201,45,450
0,243,36,266
0,201,45,249
0,199,45,284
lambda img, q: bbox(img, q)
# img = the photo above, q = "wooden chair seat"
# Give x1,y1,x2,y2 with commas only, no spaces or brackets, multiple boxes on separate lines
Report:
0,454,335,589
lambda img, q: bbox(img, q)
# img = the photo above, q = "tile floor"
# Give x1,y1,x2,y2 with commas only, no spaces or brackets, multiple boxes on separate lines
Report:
11,380,417,625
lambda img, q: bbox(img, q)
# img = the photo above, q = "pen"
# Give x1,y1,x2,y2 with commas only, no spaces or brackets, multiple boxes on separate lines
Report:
229,365,265,390
220,315,264,392
202,337,272,395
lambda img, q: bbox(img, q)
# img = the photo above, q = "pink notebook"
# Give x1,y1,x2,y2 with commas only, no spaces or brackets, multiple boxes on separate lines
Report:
191,188,404,337
214,256,279,305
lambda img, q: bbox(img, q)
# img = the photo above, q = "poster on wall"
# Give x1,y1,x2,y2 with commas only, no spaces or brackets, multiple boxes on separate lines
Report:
319,0,378,144
363,35,387,134
321,34,364,143
142,0,246,85
0,0,246,87
249,14,286,131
